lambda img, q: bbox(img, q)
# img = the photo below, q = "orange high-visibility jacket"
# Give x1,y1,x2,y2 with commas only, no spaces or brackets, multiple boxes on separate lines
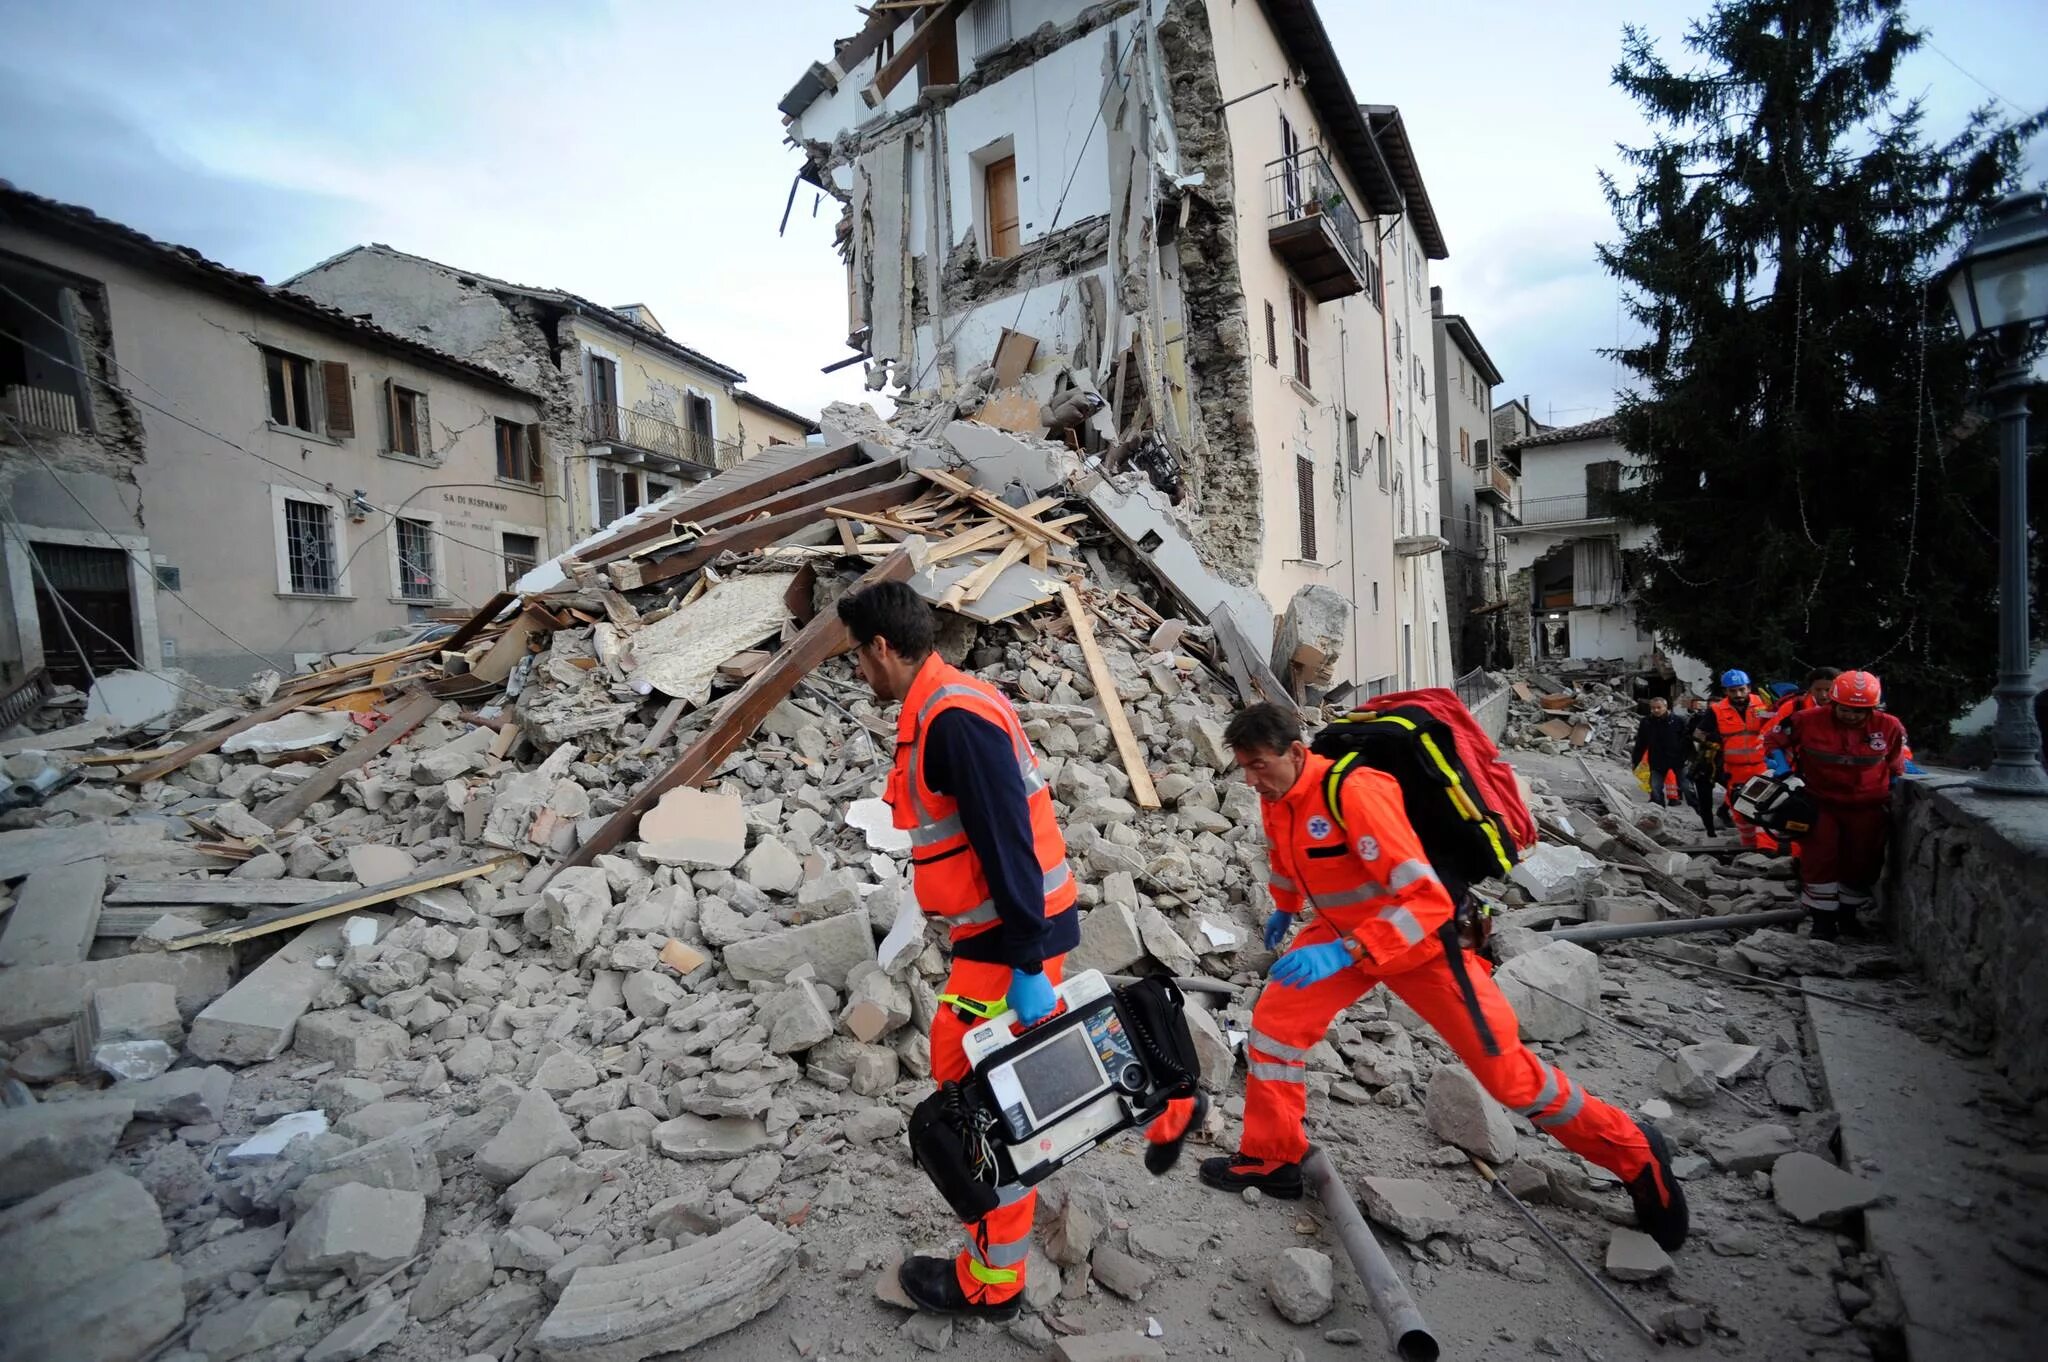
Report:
1708,695,1773,777
887,655,1076,944
1260,751,1457,965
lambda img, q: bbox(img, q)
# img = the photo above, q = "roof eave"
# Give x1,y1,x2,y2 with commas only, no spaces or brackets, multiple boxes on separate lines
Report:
1441,315,1503,386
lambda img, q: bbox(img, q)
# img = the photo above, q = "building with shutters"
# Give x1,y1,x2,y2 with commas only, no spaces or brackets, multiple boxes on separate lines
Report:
0,187,553,689
288,247,817,550
1430,287,1512,672
780,0,1453,696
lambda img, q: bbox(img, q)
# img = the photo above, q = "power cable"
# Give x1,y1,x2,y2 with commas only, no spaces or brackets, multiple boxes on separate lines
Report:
1921,39,2023,114
1,415,281,668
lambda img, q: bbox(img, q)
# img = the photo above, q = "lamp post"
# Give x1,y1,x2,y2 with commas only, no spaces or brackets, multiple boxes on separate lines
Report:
1944,192,2048,796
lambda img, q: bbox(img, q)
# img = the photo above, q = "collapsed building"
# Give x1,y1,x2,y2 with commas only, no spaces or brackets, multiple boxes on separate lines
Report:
1,395,2018,1361
781,0,1458,699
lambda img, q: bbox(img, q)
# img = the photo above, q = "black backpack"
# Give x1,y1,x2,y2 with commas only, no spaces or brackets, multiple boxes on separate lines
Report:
1308,703,1522,897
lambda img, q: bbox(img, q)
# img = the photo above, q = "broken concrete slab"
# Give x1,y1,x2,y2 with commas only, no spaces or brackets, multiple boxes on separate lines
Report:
1358,1176,1458,1240
189,1289,307,1359
345,843,417,885
653,1113,774,1162
1765,1057,1816,1111
1067,902,1144,974
0,1252,184,1362
0,1098,135,1204
283,1182,425,1280
1089,1244,1154,1300
475,1088,581,1184
304,1291,406,1362
1657,1048,1720,1106
411,1234,494,1320
186,918,357,1064
1266,1246,1335,1324
0,857,106,967
638,786,747,869
0,947,232,1040
1507,842,1603,904
0,1168,168,1312
532,1214,797,1362
1494,940,1600,1041
1051,1335,1168,1362
292,1008,411,1071
721,912,875,989
0,819,167,881
1604,1228,1674,1282
1424,1066,1518,1164
114,1065,233,1125
86,980,185,1049
1706,1123,1798,1174
1681,1040,1761,1081
1184,999,1234,1091
1771,1151,1885,1226
180,1223,288,1301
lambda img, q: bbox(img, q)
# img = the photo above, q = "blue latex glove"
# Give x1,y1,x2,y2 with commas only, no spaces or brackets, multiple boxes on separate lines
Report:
1263,910,1297,952
1007,967,1058,1025
1269,941,1355,990
1765,749,1791,777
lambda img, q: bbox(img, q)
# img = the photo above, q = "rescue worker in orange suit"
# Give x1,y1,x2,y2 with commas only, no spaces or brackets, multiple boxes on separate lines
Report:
837,583,1199,1319
1764,671,1907,941
1700,669,1777,849
1762,668,1838,860
1196,703,1689,1252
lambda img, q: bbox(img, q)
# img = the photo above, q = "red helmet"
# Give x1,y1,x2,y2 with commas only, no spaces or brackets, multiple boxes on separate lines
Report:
1831,671,1881,707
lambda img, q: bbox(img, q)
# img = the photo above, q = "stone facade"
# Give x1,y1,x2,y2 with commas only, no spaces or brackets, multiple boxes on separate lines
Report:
1884,774,2048,1101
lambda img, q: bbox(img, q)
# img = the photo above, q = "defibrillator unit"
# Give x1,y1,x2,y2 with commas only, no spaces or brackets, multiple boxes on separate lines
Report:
909,971,1200,1221
1733,773,1817,838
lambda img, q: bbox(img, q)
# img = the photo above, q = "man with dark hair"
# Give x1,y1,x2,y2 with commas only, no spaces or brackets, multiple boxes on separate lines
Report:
1201,702,1688,1252
834,582,1204,1317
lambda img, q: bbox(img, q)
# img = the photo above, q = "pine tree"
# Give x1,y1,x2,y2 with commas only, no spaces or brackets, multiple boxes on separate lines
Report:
1599,0,2046,742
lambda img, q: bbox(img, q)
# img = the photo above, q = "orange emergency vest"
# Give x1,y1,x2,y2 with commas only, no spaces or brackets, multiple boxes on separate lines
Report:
886,655,1076,943
1709,695,1772,776
1260,751,1457,965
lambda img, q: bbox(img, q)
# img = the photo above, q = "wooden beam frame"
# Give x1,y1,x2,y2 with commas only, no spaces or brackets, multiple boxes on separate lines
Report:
579,439,866,567
252,690,437,829
862,0,970,104
615,475,925,591
695,456,908,533
551,546,918,877
163,855,521,950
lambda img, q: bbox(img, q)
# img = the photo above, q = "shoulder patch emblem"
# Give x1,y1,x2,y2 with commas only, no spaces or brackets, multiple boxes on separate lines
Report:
1356,835,1381,862
1306,815,1333,840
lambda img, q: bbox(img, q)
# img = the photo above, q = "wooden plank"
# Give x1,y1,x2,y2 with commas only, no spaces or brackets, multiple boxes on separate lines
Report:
862,0,971,103
442,593,516,652
993,329,1038,389
96,906,229,938
550,546,918,878
119,692,306,786
915,467,1077,545
1057,583,1161,809
961,538,1031,605
163,856,520,950
580,440,865,565
636,698,687,757
75,746,182,767
283,636,447,695
104,879,348,907
626,476,926,590
252,691,438,829
695,457,908,534
923,519,1010,564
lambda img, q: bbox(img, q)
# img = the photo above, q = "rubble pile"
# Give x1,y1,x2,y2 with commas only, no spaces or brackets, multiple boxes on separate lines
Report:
1500,668,1666,767
0,410,1305,1362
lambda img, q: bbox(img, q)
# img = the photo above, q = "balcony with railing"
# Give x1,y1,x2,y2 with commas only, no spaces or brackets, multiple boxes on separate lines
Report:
1511,492,1624,527
1265,149,1370,302
582,403,740,472
1475,460,1518,505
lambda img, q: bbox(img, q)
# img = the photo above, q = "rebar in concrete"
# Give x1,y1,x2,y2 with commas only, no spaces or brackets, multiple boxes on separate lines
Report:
1301,1147,1439,1362
1470,1156,1660,1342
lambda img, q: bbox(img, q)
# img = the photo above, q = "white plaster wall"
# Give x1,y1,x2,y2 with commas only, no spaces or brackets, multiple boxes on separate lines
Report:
912,267,1110,388
0,224,549,684
1516,433,1639,504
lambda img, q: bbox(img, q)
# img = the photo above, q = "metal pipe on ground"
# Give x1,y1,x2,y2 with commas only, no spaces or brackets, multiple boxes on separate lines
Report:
1546,907,1806,945
1301,1147,1439,1362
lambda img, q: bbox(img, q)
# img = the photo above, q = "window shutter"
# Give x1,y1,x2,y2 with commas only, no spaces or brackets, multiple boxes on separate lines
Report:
525,423,544,485
415,390,432,461
321,362,354,438
384,378,401,452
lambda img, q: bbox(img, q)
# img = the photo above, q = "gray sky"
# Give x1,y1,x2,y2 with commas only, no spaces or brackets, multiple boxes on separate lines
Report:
2,0,2041,426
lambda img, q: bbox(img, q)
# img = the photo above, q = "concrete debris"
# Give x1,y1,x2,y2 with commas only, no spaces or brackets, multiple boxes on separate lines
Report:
283,1182,426,1279
1771,1151,1886,1226
639,787,747,869
190,1289,308,1360
1358,1176,1458,1240
1706,1122,1798,1173
1507,843,1603,904
1266,1246,1336,1323
1604,1228,1675,1282
1424,1065,1518,1163
475,1088,581,1183
0,857,107,966
1052,1336,1168,1362
0,1097,134,1204
1494,941,1600,1042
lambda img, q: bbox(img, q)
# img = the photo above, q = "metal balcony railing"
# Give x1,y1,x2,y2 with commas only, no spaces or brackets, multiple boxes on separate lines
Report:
583,404,740,469
1265,149,1369,302
1515,492,1623,526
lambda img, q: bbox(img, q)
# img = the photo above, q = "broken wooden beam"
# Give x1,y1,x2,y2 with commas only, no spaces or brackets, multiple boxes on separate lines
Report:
1058,583,1161,809
252,691,437,830
162,856,521,950
551,546,918,877
695,457,909,534
118,692,306,786
616,476,925,591
104,879,347,907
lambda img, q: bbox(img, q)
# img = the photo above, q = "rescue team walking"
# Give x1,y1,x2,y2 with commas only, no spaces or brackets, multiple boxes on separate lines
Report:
836,581,1683,1323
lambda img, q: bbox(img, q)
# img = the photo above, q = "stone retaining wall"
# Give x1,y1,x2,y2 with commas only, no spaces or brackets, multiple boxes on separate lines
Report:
1883,774,2048,1101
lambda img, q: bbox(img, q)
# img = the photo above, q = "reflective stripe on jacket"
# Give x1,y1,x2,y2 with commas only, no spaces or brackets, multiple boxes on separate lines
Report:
1260,751,1455,965
1709,696,1773,775
1767,707,1907,807
886,654,1076,942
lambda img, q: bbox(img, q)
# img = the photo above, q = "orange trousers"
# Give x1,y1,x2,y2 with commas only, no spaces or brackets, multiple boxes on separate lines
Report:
929,953,1064,1305
1241,922,1651,1179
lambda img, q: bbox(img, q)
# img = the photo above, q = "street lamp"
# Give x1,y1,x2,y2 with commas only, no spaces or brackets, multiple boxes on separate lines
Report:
1944,191,2048,796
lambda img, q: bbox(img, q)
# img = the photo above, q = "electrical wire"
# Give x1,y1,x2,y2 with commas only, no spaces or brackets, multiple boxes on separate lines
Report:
1,416,281,668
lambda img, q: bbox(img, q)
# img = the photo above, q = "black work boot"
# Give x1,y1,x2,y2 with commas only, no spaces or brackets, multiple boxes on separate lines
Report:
1624,1121,1690,1251
1198,1152,1304,1199
1808,908,1842,942
1144,1091,1209,1175
897,1254,1021,1320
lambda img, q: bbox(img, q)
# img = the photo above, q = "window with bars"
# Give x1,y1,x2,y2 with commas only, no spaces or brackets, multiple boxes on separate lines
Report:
1289,285,1310,389
501,532,540,587
283,498,338,595
395,518,437,600
1295,453,1317,560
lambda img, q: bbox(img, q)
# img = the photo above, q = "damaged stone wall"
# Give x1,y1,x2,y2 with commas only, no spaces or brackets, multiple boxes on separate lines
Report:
1155,0,1262,585
1506,566,1535,668
0,274,146,487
